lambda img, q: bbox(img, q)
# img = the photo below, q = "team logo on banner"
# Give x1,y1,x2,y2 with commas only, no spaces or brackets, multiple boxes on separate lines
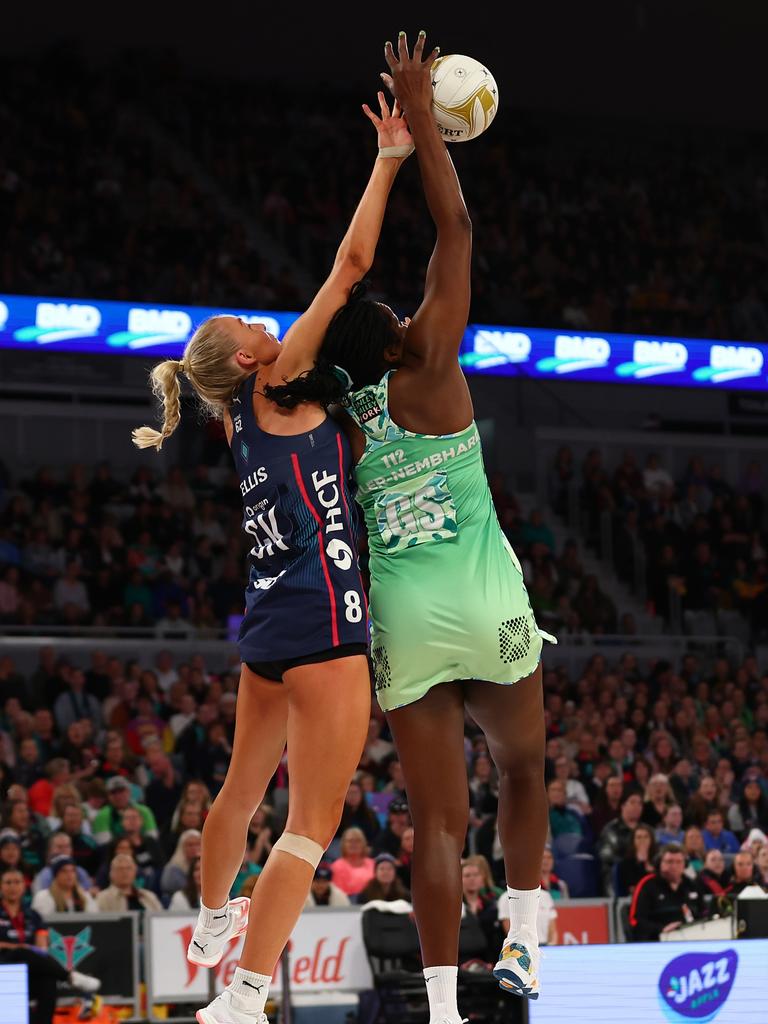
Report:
48,927,95,971
460,329,532,370
536,334,611,374
658,949,738,1022
14,302,101,344
107,308,193,350
693,345,764,384
616,340,689,379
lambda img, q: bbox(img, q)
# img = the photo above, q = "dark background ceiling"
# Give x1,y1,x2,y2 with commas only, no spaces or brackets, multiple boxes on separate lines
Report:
5,1,768,125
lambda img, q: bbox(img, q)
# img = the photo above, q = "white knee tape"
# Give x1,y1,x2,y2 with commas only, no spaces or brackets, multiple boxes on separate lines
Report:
272,832,325,868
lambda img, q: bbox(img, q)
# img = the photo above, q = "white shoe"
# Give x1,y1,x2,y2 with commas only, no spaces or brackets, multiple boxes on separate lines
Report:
196,989,268,1024
69,970,101,993
187,897,250,968
493,928,541,999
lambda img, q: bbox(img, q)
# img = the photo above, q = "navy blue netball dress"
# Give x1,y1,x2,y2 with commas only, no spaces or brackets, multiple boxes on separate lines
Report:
229,374,369,678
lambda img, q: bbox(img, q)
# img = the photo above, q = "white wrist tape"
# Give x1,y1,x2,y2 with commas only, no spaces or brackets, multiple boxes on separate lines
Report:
378,144,415,159
272,831,325,868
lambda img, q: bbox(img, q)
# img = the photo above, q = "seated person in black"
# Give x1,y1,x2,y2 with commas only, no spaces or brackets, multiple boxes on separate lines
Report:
0,867,100,1024
629,844,703,941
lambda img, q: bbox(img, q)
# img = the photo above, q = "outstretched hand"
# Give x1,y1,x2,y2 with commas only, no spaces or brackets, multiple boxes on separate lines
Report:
382,30,440,114
362,90,413,151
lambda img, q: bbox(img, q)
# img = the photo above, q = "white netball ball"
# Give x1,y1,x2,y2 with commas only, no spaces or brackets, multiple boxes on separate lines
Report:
430,54,499,142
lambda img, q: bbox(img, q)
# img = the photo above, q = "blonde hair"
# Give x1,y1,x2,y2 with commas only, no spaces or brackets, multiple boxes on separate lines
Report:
340,827,368,859
132,316,244,451
49,871,88,913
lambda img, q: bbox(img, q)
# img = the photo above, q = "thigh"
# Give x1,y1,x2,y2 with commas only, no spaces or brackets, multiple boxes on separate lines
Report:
219,663,290,804
386,682,470,825
464,665,545,764
283,654,372,838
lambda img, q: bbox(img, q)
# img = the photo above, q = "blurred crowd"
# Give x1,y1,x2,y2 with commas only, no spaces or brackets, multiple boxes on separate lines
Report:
3,49,768,341
0,639,766,955
548,447,767,637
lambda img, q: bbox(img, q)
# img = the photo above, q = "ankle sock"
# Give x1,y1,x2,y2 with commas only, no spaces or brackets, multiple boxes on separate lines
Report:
229,967,272,1014
423,965,459,1022
506,885,540,938
198,899,230,931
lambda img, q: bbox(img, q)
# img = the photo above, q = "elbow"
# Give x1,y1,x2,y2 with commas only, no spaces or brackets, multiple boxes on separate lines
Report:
437,210,472,236
335,247,370,275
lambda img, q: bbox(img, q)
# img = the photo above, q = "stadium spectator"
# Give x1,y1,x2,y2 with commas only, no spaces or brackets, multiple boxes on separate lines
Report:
30,855,98,914
461,858,502,959
629,845,703,941
359,853,411,904
169,856,202,910
755,845,768,887
656,803,685,846
53,669,101,734
552,755,591,815
598,791,645,890
701,810,740,854
697,849,730,898
244,805,275,870
729,851,762,895
642,774,675,828
3,800,45,870
547,779,586,840
540,846,569,900
683,827,707,875
59,804,100,876
160,829,202,900
0,866,100,1024
304,863,350,908
335,780,381,844
32,834,93,894
372,799,410,857
330,829,375,898
685,776,721,827
92,776,158,845
728,777,768,838
27,759,71,817
616,824,658,896
96,853,162,913
118,806,165,891
589,774,625,835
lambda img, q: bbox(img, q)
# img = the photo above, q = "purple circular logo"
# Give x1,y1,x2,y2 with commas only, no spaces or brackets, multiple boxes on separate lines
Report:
658,949,738,1022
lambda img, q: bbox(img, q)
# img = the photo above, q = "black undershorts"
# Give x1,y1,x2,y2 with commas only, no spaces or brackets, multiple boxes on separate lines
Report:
246,642,368,682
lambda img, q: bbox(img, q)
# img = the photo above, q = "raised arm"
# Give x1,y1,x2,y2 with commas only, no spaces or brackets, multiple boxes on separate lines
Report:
383,31,472,370
269,95,413,382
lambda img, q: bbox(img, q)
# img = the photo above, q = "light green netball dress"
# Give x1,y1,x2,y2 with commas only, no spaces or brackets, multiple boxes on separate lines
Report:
345,371,556,712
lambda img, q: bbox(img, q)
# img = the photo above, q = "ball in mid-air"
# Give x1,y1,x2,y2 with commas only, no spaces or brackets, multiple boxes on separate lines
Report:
430,54,499,142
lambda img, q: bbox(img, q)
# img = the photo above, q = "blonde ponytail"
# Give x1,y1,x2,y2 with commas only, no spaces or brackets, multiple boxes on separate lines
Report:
132,359,184,451
132,316,248,454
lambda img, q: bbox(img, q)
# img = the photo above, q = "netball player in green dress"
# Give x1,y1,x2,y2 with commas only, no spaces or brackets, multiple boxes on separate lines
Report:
266,32,555,1021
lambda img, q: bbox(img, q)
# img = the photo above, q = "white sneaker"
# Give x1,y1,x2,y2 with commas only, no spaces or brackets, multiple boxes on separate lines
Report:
493,929,541,999
69,970,101,993
187,897,251,968
196,989,268,1024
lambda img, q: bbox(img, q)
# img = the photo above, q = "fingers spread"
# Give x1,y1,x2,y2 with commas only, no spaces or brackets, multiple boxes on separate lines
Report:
426,45,441,66
384,41,397,70
377,90,391,119
380,72,395,95
362,103,381,127
397,30,409,61
414,29,426,60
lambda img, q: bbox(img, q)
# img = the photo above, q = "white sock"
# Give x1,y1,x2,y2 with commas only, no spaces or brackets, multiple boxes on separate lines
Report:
423,965,459,1023
506,885,540,938
198,899,230,932
229,967,272,1014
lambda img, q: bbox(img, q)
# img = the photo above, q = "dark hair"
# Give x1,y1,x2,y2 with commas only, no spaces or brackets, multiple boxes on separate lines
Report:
264,281,399,409
183,856,201,909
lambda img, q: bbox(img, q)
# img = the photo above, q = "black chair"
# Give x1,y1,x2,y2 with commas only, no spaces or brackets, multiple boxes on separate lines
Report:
360,909,427,1024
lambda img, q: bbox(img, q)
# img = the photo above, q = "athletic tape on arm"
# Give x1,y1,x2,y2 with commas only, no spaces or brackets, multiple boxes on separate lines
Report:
378,144,415,159
272,832,325,868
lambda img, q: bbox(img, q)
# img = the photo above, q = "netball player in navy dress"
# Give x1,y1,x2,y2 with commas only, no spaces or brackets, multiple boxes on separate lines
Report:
133,94,414,1024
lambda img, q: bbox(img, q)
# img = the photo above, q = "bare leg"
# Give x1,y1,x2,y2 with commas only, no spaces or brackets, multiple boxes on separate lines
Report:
386,682,469,966
239,654,371,974
464,665,546,890
200,664,289,909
